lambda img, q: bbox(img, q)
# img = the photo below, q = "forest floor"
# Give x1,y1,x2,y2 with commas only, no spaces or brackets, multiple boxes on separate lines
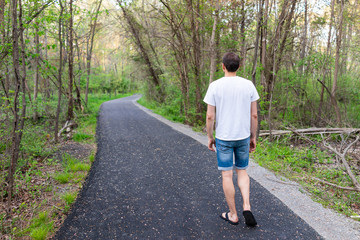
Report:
0,140,95,240
1,93,132,239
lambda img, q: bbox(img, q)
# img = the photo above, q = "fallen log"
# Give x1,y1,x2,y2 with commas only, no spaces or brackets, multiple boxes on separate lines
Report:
259,128,360,137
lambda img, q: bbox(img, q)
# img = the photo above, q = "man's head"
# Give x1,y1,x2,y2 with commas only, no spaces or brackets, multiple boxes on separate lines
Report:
222,52,240,72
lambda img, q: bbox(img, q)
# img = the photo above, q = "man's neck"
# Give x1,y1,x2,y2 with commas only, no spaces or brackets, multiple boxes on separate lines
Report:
224,72,237,77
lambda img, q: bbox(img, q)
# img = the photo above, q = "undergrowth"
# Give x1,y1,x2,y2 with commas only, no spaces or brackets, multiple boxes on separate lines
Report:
1,93,132,239
251,136,360,219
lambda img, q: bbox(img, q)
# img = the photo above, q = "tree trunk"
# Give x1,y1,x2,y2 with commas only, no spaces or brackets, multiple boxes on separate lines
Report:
74,35,82,111
331,0,344,125
67,0,74,121
119,1,164,102
209,2,219,83
260,0,269,88
7,0,25,214
229,1,239,51
187,0,202,118
318,0,335,123
43,22,51,114
0,0,5,38
240,0,247,71
55,0,64,142
33,19,40,121
299,0,307,75
251,0,263,85
85,0,103,105
264,0,297,101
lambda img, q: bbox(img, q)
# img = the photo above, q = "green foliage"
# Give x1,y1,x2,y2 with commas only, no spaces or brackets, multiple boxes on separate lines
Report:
73,132,92,142
25,211,53,240
53,172,71,184
61,191,77,206
70,162,90,172
89,153,95,163
61,191,77,214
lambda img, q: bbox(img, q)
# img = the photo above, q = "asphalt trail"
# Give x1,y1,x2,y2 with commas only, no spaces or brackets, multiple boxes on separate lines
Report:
55,95,322,239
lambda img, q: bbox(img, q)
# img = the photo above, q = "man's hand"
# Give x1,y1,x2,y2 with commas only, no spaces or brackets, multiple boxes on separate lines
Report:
249,138,256,153
206,104,216,152
208,138,216,152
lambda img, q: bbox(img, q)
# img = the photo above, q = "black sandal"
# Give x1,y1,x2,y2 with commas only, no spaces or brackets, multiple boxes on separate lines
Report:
243,210,257,226
220,211,239,225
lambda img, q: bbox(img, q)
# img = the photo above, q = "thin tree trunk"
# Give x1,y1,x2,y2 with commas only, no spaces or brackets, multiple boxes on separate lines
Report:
55,0,64,142
67,0,74,121
187,0,202,118
0,0,5,38
85,0,103,105
19,0,27,141
318,0,335,123
7,0,25,214
240,0,246,72
331,0,344,125
299,0,307,75
209,2,219,83
74,35,83,111
230,1,239,51
261,0,269,88
33,19,40,121
119,1,164,101
44,23,50,100
251,0,263,85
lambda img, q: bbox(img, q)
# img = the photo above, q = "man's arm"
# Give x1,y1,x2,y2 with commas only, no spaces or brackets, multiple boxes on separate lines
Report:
250,101,258,153
206,104,216,151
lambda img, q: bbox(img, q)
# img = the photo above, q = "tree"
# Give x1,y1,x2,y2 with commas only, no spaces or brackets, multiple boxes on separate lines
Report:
85,0,103,105
67,0,74,121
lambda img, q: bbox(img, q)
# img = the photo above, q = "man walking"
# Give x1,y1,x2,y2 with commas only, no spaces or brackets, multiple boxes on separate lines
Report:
203,52,259,226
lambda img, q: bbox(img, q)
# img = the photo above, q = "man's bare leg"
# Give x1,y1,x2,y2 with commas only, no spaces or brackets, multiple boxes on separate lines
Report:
236,169,251,211
236,169,257,226
221,170,239,223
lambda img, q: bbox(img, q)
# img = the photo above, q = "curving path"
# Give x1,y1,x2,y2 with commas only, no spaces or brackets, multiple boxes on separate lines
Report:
55,95,322,239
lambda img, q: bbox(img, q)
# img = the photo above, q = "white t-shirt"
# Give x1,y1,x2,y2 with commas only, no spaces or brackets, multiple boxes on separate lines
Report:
203,76,260,141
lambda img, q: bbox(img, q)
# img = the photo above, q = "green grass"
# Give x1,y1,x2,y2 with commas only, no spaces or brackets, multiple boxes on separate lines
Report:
53,172,71,184
70,162,90,172
61,191,77,205
53,154,91,184
24,211,54,240
137,96,186,123
73,132,93,142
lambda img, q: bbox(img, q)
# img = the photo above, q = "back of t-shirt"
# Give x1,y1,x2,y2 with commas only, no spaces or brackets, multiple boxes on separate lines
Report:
203,76,259,141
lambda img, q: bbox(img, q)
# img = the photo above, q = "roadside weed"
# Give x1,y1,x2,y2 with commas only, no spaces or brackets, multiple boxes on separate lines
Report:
25,211,54,240
53,171,71,184
61,191,77,205
73,132,92,142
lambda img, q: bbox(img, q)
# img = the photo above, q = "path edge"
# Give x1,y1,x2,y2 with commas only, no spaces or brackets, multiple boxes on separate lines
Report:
132,95,360,240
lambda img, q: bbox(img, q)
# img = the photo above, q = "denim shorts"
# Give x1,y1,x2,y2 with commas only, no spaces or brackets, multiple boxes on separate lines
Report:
215,137,250,171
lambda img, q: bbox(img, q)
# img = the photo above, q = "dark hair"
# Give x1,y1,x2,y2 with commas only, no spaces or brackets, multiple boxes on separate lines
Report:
222,52,240,72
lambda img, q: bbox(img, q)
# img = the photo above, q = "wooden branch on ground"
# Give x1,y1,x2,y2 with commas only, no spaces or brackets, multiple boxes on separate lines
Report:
323,136,360,191
259,128,360,137
285,127,328,152
312,177,360,192
57,120,77,138
278,128,360,191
